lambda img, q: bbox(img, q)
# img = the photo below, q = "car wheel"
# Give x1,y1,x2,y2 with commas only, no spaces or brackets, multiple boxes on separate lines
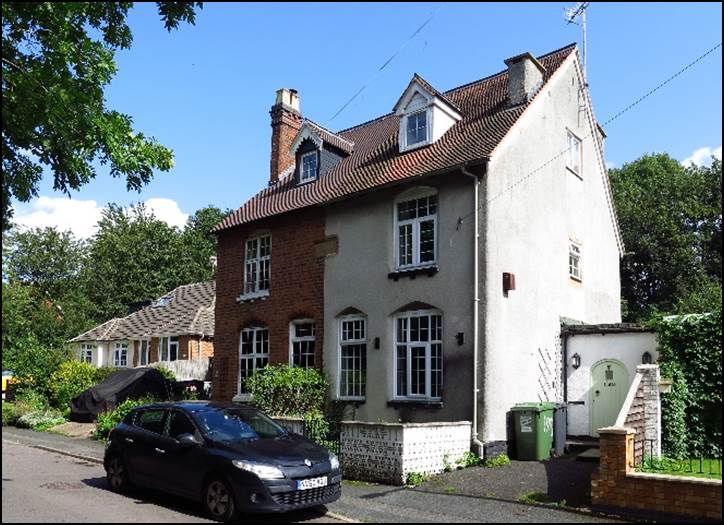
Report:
106,455,131,492
204,477,237,522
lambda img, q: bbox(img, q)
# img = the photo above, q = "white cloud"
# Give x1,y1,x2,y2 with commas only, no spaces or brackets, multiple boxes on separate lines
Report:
13,196,189,239
681,145,722,167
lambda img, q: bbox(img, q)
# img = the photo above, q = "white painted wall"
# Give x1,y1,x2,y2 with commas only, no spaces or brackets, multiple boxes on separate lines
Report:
480,54,622,442
566,331,659,436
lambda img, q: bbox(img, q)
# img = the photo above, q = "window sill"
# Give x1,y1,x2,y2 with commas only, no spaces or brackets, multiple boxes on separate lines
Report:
236,290,270,303
388,265,439,281
387,399,443,408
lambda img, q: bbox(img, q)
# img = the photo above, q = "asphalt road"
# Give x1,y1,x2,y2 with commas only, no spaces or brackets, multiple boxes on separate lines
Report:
1,441,341,523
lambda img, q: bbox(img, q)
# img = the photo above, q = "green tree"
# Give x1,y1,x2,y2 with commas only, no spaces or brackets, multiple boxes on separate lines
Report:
179,205,230,283
610,154,722,321
1,2,203,229
83,203,186,321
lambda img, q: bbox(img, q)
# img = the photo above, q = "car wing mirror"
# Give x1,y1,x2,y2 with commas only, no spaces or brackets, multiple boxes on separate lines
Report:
177,433,201,447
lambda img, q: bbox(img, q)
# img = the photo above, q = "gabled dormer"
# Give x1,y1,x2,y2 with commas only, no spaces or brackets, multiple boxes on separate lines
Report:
393,74,462,153
289,120,354,185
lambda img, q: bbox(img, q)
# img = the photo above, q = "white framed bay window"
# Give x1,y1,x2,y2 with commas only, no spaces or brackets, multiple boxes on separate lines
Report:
243,234,271,296
113,342,129,368
395,189,438,270
394,310,443,400
80,344,94,364
137,339,150,366
160,336,179,362
238,327,269,396
338,316,367,400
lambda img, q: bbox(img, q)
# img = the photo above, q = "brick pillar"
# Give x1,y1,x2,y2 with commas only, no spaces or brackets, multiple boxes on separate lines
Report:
637,364,661,457
591,427,635,506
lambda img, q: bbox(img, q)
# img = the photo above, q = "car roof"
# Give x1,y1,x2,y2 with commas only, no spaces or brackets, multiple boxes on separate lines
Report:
132,401,258,414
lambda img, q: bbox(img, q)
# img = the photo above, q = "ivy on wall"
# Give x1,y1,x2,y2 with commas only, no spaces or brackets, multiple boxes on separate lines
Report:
653,309,722,458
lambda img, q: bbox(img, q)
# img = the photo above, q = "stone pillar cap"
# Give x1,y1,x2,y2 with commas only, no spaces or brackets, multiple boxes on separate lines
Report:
597,426,636,435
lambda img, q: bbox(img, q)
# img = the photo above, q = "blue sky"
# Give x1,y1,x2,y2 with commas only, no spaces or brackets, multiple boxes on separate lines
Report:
14,2,723,237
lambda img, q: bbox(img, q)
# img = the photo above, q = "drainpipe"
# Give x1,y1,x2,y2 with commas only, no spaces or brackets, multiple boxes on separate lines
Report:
461,164,485,456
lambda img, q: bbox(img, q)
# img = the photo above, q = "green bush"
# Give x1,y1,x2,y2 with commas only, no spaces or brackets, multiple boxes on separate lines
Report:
2,402,18,426
94,366,118,383
48,360,98,409
405,471,429,487
92,396,156,441
246,365,328,417
16,408,66,431
456,451,482,469
654,309,722,458
153,365,176,382
483,454,511,468
3,335,70,398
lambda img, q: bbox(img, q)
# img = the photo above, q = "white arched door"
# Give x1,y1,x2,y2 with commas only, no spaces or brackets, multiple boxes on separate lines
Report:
590,360,629,437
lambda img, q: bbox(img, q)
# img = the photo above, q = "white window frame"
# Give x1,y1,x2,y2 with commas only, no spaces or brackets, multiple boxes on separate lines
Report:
569,240,583,281
394,188,438,270
160,336,180,362
400,108,432,152
566,129,582,176
289,319,316,368
299,151,318,183
113,342,129,368
337,315,367,401
241,234,271,299
393,310,443,401
237,326,269,398
80,343,94,364
137,339,150,366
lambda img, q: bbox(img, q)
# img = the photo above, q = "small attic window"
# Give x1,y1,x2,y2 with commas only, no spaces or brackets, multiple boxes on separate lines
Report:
300,151,318,183
406,111,428,146
152,296,170,308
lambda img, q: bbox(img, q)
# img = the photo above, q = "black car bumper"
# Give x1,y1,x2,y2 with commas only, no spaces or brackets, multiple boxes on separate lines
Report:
229,471,342,513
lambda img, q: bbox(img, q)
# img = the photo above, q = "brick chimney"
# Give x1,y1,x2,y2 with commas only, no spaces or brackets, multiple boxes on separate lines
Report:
504,52,546,106
269,88,302,185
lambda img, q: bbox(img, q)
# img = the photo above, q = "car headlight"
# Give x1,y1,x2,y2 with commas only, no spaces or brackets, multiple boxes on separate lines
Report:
328,452,340,471
232,459,285,480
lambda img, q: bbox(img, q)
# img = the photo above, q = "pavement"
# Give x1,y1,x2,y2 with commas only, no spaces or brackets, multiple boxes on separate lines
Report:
3,427,627,523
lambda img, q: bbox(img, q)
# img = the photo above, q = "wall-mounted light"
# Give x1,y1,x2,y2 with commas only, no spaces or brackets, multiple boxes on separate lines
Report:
571,353,581,369
456,332,464,346
642,351,652,364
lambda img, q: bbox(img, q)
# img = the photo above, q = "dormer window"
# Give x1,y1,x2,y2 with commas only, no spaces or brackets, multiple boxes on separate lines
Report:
300,151,318,183
406,111,428,146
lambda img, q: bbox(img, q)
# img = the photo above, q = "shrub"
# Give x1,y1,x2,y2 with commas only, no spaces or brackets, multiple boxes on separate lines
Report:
16,408,66,431
2,402,18,426
92,396,156,441
48,360,98,409
246,365,328,417
2,335,70,398
94,366,117,383
405,471,429,487
456,451,482,469
153,365,176,382
483,454,511,468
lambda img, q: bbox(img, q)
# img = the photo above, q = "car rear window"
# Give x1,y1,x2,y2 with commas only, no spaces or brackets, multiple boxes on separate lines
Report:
136,409,165,435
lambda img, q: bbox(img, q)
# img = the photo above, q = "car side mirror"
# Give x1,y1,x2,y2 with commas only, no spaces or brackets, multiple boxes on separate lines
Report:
177,433,200,447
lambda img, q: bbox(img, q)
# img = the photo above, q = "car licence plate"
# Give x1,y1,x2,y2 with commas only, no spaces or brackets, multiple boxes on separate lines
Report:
297,476,328,490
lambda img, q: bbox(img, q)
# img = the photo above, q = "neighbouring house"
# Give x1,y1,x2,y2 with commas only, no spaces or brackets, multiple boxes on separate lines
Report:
213,43,625,455
69,282,215,375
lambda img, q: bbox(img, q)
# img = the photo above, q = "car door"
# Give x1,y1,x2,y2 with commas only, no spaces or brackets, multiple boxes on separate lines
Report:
155,409,207,499
126,408,168,488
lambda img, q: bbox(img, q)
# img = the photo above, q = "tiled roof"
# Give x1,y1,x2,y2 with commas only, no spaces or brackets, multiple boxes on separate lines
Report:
392,73,462,114
70,281,216,343
215,44,576,232
304,120,355,155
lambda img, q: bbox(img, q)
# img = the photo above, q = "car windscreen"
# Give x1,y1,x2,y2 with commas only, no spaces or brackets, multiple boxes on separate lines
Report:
195,409,286,442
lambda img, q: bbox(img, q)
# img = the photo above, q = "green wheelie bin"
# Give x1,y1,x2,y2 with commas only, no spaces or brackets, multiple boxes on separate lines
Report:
511,402,555,460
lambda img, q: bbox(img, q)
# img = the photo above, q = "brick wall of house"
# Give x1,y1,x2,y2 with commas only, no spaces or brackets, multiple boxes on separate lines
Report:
213,207,326,401
178,335,191,360
187,337,215,359
592,428,722,521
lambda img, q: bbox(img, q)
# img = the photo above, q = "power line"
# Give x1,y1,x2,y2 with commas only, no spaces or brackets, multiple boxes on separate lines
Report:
328,4,445,124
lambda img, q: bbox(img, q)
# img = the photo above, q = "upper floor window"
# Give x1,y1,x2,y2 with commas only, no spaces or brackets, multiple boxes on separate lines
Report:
160,336,179,362
396,191,438,269
290,320,315,368
339,316,367,400
244,235,271,295
406,111,428,147
566,130,582,176
300,151,318,183
239,327,269,395
569,241,582,281
394,310,443,400
80,344,94,364
113,342,128,367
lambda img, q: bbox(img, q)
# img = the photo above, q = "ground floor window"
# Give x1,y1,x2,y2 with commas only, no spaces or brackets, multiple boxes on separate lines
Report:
160,336,179,362
80,344,94,364
113,342,128,367
339,317,367,400
138,340,150,366
290,320,315,368
394,311,442,400
239,327,269,394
